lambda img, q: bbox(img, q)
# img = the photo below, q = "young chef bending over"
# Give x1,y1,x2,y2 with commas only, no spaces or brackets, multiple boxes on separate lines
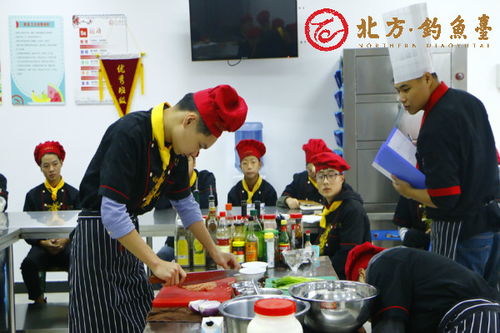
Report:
345,242,500,333
311,151,371,279
70,85,246,333
227,139,277,206
277,138,331,209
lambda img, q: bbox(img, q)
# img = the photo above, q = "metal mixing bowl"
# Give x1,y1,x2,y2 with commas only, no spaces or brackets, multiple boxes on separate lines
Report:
219,294,310,333
288,280,377,333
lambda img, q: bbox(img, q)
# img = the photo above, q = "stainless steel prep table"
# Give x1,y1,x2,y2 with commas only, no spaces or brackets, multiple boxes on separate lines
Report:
145,256,337,333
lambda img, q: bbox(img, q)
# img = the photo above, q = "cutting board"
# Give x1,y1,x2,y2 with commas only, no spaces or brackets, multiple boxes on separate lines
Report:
152,277,236,308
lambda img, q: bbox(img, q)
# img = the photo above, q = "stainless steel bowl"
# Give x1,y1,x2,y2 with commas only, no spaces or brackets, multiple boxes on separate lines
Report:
219,294,310,333
288,280,377,333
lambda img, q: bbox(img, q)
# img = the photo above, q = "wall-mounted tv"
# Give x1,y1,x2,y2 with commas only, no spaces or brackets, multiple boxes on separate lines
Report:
189,0,298,61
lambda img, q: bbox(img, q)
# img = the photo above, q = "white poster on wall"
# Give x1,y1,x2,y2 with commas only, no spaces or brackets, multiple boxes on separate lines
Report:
9,16,65,105
73,14,128,104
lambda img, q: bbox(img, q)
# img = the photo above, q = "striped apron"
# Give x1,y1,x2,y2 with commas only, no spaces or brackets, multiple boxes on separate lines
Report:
430,220,463,260
439,298,500,333
69,214,154,333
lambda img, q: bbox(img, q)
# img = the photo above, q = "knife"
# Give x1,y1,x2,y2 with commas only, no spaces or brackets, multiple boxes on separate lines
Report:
149,269,239,286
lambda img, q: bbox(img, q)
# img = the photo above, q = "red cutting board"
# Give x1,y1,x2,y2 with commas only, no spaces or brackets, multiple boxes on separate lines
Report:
152,277,236,308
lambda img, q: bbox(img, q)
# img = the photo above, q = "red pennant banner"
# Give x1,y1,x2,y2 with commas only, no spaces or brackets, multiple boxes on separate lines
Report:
99,56,143,117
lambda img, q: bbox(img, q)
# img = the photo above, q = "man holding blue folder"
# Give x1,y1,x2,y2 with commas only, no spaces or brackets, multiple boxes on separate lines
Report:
384,3,499,290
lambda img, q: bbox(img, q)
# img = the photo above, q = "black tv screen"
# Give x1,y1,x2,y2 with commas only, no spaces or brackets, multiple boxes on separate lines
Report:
189,0,298,61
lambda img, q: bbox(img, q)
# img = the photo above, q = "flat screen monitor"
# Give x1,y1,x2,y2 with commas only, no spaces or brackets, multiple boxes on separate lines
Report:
189,0,298,61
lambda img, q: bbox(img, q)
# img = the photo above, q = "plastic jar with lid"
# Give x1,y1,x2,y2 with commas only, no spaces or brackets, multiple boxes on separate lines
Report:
262,214,277,230
232,241,245,263
247,298,302,333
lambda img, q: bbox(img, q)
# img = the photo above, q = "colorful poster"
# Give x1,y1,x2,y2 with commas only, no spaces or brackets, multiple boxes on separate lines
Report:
9,16,65,105
73,14,128,104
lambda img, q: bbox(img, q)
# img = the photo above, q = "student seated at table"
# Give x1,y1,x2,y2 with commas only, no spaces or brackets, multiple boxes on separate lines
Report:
22,141,80,304
0,173,7,212
277,138,331,209
393,196,430,250
345,242,500,333
227,139,277,207
310,151,371,279
156,155,217,261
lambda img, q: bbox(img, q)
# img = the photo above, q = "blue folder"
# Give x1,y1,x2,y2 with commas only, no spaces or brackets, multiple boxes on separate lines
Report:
373,128,426,189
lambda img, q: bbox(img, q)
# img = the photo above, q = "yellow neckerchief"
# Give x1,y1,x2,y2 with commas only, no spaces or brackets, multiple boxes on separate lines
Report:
44,178,65,201
141,102,172,208
319,224,334,255
242,176,263,203
319,200,343,228
318,200,343,254
189,170,198,187
152,102,172,170
308,176,318,190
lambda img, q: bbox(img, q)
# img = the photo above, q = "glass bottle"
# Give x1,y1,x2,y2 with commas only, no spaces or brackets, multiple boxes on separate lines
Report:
290,213,303,249
245,215,259,262
278,220,291,265
216,211,231,254
250,209,265,260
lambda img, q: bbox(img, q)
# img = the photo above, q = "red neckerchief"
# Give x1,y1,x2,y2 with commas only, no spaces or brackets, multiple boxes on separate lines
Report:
421,81,449,127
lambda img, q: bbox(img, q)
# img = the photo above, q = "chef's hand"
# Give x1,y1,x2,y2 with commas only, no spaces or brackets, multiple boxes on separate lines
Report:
285,197,300,209
39,239,64,255
151,260,186,286
391,175,413,199
211,250,240,270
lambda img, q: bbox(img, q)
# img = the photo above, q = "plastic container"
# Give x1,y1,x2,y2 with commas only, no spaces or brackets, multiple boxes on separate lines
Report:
247,298,302,333
264,232,275,268
262,214,277,230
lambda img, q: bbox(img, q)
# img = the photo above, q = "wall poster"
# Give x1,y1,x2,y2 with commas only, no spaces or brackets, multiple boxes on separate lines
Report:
9,16,65,105
73,14,128,104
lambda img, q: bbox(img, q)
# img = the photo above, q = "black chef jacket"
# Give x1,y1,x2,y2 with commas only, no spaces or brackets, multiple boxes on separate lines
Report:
367,247,500,333
417,84,499,237
281,170,325,204
79,109,190,215
227,178,277,207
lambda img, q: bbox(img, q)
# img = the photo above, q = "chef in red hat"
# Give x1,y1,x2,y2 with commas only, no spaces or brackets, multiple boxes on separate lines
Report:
310,151,371,279
71,85,247,333
345,242,500,333
227,139,277,207
278,138,332,209
23,141,80,303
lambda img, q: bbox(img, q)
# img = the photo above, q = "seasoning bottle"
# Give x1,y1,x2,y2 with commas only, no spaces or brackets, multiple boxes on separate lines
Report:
225,203,235,240
278,220,291,265
264,232,275,268
192,237,206,267
232,240,245,264
245,215,259,262
250,209,265,260
176,225,190,268
247,299,302,333
216,211,230,254
290,213,303,249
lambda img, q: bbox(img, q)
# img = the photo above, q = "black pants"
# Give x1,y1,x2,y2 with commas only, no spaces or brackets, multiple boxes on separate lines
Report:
20,244,70,300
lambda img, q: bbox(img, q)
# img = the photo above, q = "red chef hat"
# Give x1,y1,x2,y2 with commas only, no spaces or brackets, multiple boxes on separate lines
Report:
310,151,350,173
193,85,248,138
302,139,332,164
236,139,266,161
345,242,386,281
34,141,66,165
